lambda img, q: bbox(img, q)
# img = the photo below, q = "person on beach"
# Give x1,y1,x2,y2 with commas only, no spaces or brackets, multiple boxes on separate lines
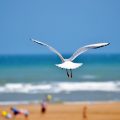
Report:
11,107,20,116
10,107,29,119
82,105,88,120
1,111,12,119
20,110,29,119
41,99,47,114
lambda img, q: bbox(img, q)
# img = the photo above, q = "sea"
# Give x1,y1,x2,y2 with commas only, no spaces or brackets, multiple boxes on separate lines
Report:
0,54,120,104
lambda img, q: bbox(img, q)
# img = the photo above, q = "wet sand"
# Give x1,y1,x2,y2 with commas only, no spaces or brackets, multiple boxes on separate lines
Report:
0,102,120,120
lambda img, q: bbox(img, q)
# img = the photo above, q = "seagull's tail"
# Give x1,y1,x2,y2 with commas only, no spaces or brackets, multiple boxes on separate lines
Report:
56,62,83,70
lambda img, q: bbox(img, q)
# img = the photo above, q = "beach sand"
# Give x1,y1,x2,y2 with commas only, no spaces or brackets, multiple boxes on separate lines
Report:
0,102,120,120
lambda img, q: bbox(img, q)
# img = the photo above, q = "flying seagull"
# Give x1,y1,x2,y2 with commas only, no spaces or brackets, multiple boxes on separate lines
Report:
32,39,110,78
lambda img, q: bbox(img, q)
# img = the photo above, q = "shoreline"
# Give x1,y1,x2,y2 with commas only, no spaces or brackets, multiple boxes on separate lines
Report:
0,100,120,105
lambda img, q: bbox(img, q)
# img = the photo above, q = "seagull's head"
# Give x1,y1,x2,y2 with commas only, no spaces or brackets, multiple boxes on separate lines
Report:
64,59,70,62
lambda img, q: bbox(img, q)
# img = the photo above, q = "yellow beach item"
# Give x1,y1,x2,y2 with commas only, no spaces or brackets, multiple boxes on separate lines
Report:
2,111,7,117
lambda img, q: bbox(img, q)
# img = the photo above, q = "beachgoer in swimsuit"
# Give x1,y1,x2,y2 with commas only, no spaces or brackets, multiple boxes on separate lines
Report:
41,100,47,114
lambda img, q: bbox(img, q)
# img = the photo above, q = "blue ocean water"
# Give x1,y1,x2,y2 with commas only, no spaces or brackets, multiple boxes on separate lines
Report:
0,54,120,104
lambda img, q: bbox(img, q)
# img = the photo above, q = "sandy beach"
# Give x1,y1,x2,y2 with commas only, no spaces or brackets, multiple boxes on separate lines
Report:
1,102,120,120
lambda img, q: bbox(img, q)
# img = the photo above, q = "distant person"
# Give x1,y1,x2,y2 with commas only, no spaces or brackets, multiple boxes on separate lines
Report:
11,107,29,119
1,111,12,119
11,107,20,116
82,105,87,120
20,110,29,119
41,100,47,114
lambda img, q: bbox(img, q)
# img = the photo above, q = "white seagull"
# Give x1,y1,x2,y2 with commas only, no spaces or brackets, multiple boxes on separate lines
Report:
32,39,110,78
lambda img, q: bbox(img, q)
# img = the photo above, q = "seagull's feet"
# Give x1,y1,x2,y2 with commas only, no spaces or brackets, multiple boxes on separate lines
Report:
67,72,69,78
66,69,70,78
70,69,72,78
70,73,72,78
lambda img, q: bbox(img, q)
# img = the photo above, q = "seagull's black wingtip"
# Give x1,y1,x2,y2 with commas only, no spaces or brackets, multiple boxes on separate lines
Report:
30,38,35,42
106,43,110,46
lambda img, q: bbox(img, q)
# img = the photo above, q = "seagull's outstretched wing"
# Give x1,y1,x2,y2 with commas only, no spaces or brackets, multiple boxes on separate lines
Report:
69,43,110,61
31,39,65,62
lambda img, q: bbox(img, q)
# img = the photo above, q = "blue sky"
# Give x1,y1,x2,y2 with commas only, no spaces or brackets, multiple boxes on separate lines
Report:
0,0,120,55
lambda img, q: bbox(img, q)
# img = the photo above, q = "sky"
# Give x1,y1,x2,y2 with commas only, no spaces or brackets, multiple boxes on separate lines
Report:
0,0,120,55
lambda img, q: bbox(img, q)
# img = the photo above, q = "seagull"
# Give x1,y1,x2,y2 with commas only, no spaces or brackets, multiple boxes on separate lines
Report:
32,39,110,78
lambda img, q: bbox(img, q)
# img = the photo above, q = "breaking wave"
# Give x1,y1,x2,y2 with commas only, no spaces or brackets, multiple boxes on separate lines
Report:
0,81,120,93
